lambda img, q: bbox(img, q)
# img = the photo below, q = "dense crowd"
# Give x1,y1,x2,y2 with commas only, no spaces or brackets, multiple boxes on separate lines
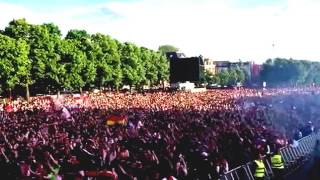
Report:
0,87,319,180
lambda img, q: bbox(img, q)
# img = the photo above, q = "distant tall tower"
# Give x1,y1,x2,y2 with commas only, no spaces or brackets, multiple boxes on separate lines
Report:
272,41,276,59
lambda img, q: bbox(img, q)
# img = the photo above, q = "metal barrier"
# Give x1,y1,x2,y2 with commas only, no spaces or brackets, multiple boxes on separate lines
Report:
281,132,319,169
263,157,274,178
220,132,320,180
219,164,253,180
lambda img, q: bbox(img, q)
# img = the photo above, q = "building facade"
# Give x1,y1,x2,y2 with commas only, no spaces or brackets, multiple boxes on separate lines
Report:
213,60,255,84
203,58,216,75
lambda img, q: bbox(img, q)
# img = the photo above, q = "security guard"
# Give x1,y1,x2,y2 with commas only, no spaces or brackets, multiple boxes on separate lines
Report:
254,153,266,180
271,148,284,180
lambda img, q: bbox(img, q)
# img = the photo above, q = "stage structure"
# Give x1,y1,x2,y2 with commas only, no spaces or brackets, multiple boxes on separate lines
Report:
166,52,204,84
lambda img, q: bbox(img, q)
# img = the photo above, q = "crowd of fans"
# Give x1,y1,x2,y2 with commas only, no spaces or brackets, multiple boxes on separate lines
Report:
0,87,319,180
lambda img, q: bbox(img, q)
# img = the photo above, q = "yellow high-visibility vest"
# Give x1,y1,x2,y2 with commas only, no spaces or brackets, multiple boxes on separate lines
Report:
271,154,284,169
254,160,265,178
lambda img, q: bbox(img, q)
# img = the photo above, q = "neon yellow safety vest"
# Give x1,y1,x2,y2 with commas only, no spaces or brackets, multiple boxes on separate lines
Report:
254,160,265,178
271,154,284,169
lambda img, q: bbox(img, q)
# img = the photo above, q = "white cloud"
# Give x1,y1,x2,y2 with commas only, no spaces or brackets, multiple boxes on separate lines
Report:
0,3,43,27
1,0,320,63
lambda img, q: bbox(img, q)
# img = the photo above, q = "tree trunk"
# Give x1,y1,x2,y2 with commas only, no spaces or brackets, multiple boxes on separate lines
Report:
26,85,30,102
9,89,12,100
80,87,83,94
116,84,119,92
57,90,60,98
99,81,103,90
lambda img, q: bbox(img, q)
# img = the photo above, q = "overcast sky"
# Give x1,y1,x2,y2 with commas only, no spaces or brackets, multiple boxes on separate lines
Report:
0,0,320,63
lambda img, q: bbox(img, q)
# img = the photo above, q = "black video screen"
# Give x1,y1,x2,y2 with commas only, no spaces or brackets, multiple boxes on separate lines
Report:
170,58,200,83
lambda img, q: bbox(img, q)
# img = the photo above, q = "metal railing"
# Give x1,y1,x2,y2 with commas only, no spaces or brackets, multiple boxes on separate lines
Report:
219,132,320,180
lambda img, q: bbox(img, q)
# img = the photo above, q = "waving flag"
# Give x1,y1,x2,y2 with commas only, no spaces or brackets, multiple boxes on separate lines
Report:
61,107,72,120
106,115,127,126
73,94,89,105
5,104,13,113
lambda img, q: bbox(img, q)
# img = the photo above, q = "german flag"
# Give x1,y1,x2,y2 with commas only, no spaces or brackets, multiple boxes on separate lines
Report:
106,115,127,126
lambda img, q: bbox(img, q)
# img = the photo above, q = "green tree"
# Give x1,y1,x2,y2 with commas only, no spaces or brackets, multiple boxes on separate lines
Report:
158,45,179,54
140,48,158,87
203,70,220,84
26,23,66,94
4,19,31,41
219,70,230,86
40,23,67,94
3,19,33,99
156,53,169,88
110,39,123,90
120,42,141,90
90,33,112,89
60,39,86,92
260,58,314,87
235,68,245,84
91,33,123,90
0,18,171,95
228,68,238,85
134,45,146,89
65,30,97,91
3,19,66,97
0,35,30,98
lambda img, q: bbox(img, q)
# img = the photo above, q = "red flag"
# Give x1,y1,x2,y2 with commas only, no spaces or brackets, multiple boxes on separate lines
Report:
5,104,13,113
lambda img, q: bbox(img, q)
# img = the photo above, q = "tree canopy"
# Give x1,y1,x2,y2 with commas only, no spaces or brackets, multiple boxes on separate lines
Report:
2,19,320,98
203,67,246,86
0,19,169,97
158,45,179,54
260,58,320,87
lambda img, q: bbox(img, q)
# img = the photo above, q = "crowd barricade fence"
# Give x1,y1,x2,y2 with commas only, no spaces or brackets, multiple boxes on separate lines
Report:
219,163,254,180
220,132,320,180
